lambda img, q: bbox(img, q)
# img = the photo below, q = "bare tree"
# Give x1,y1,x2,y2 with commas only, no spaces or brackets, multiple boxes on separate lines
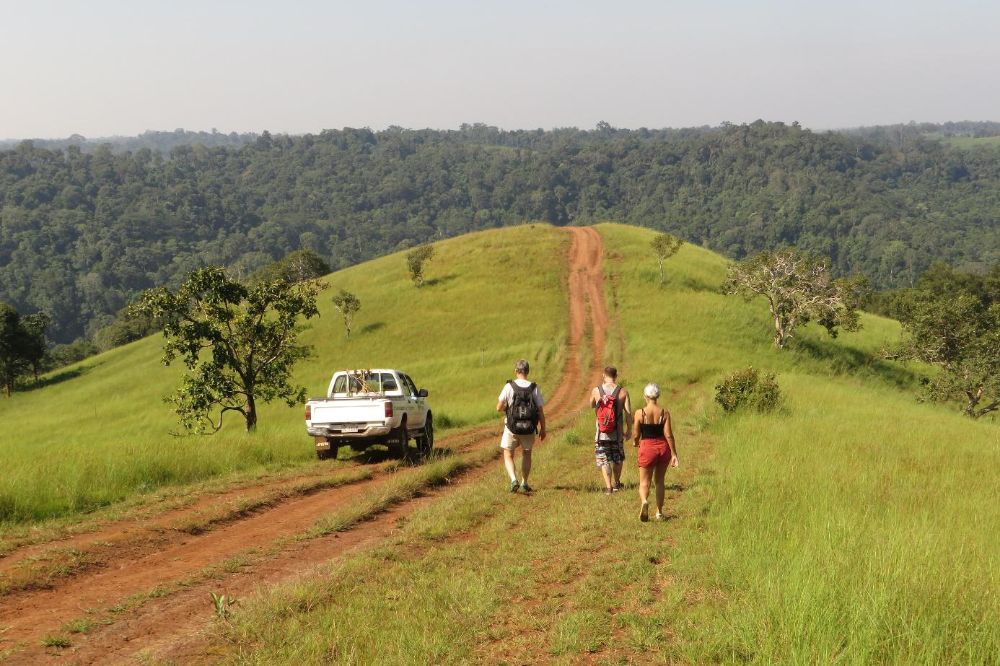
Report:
724,248,869,348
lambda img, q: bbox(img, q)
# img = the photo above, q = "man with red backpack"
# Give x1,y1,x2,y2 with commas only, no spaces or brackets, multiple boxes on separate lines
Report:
590,366,632,494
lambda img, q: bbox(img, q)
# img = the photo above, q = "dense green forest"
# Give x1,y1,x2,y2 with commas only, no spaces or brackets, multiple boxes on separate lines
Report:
2,120,1000,343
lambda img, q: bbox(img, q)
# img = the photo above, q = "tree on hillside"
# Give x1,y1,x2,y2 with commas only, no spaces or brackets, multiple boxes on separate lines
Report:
331,289,361,338
0,304,49,395
724,248,870,348
19,312,50,383
893,264,1000,418
131,268,321,433
407,245,436,287
0,304,27,397
651,233,684,284
252,249,331,284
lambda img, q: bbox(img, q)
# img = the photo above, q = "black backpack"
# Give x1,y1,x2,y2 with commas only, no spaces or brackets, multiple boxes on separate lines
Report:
506,380,539,435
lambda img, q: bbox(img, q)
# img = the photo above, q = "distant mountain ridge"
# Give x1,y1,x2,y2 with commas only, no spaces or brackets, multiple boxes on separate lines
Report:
0,129,259,154
2,120,1000,343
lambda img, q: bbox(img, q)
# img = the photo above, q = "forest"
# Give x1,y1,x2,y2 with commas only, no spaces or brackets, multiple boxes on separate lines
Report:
2,120,1000,344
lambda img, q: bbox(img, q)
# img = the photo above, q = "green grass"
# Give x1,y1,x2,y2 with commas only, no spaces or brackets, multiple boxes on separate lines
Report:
941,134,1000,150
599,222,1000,663
208,222,998,664
0,224,568,526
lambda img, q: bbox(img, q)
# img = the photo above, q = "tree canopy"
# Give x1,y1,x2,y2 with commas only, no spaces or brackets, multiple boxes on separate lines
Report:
2,121,1000,343
893,264,1000,418
724,248,870,348
131,268,321,433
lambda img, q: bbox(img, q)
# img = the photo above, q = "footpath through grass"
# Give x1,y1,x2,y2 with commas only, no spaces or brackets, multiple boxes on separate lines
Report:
208,412,709,665
0,224,568,526
209,223,998,664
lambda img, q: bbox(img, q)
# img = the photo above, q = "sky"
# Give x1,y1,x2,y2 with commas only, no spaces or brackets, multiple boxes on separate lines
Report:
1,0,998,138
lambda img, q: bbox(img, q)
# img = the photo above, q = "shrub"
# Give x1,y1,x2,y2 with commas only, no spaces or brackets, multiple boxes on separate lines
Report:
715,367,781,413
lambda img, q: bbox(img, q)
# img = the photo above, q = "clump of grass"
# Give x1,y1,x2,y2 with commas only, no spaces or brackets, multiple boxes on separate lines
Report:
61,617,96,634
42,635,71,648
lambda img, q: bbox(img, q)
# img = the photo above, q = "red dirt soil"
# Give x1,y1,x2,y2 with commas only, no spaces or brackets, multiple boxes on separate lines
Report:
0,226,610,664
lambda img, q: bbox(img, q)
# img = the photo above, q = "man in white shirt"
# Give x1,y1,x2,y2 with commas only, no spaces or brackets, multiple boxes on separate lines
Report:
496,359,546,493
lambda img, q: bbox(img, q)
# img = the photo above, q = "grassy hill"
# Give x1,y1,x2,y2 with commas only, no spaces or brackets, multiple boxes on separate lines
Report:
2,222,998,662
204,224,999,664
0,224,569,525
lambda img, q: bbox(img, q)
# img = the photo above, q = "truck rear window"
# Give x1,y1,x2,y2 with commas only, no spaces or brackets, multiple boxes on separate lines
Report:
332,373,399,394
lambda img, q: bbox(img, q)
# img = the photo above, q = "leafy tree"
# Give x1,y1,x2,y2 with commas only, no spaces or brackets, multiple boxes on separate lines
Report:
650,233,684,283
0,303,26,397
93,308,159,352
724,248,870,348
406,245,435,287
19,312,50,382
252,250,331,284
131,268,321,433
894,264,1000,418
331,289,361,338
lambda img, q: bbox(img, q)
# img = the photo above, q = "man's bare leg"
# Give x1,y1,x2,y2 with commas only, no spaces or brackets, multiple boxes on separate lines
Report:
503,448,518,482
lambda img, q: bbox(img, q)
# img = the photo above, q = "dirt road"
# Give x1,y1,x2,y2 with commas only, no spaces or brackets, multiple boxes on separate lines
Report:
0,226,609,664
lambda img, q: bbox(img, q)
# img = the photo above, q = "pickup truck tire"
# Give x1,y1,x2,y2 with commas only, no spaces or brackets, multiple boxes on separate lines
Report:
388,417,408,458
316,442,339,460
416,415,433,457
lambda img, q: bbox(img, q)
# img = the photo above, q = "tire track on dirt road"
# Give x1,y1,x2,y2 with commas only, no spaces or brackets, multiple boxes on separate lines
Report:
0,226,611,664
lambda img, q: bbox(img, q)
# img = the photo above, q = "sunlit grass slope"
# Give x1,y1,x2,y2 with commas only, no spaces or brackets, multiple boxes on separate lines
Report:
0,224,568,525
214,223,999,665
599,222,1000,663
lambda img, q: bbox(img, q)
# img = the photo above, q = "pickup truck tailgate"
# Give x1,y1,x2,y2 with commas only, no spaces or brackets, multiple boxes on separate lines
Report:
311,399,386,426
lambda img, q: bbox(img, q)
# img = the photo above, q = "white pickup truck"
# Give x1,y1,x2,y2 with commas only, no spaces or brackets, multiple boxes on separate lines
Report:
304,369,433,460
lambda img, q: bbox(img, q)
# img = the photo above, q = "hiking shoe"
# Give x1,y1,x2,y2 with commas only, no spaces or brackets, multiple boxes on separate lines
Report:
639,502,649,522
520,482,533,493
604,487,614,495
655,513,667,522
615,482,625,491
611,485,620,493
509,479,520,493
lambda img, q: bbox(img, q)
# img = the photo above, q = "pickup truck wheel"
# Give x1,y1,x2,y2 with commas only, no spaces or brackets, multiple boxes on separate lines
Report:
316,441,339,460
416,417,434,457
389,418,408,458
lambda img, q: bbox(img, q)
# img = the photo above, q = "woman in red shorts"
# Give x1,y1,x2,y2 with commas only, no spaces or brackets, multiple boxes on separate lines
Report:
631,383,678,522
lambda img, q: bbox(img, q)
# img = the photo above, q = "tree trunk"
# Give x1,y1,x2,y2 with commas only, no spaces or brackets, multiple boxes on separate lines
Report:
244,394,257,431
773,317,788,348
658,259,664,284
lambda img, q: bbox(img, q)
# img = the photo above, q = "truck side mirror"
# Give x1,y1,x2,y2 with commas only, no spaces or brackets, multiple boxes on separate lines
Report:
418,388,429,398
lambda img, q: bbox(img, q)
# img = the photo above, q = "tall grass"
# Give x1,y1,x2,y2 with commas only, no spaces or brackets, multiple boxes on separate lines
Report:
0,224,568,525
597,222,1000,663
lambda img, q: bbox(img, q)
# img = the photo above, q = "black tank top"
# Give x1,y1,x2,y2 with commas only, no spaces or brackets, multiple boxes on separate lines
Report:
638,409,666,439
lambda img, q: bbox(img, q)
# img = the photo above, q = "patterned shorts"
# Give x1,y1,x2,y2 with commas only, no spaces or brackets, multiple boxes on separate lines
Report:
594,440,625,467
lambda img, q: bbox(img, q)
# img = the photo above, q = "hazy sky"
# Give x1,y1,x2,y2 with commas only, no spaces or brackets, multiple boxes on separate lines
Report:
2,0,998,138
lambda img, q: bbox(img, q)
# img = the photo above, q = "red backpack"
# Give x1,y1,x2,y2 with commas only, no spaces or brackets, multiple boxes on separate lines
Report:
596,385,621,434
